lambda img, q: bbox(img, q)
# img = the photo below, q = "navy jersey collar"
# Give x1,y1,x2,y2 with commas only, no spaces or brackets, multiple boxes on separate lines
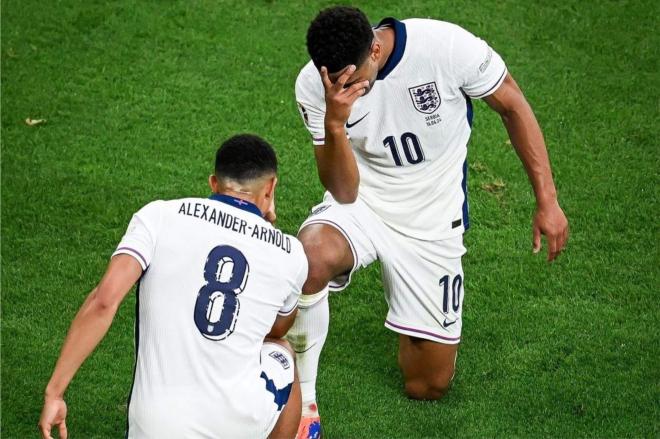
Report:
375,17,407,81
209,193,262,217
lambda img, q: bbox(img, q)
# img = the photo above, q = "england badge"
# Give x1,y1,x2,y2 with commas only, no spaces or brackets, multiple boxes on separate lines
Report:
408,82,441,114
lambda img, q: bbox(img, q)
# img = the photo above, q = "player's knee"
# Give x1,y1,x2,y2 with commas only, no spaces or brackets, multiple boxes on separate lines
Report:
303,259,334,294
298,229,337,293
404,373,453,400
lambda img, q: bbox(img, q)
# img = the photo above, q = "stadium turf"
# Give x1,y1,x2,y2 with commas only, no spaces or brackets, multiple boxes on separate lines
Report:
2,1,658,437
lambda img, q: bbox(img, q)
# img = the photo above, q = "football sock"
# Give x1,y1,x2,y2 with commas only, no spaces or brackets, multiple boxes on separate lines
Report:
287,286,329,416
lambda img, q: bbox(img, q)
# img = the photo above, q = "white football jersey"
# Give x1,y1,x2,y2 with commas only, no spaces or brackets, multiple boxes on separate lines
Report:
296,18,507,240
113,194,308,438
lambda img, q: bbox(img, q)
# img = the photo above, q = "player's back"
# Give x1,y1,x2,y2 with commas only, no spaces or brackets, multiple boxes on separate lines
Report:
115,194,307,438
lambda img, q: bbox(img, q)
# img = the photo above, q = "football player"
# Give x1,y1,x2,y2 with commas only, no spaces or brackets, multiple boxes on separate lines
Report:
290,6,569,437
39,135,309,439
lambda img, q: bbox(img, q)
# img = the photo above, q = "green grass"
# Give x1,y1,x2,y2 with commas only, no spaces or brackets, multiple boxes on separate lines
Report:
2,0,658,437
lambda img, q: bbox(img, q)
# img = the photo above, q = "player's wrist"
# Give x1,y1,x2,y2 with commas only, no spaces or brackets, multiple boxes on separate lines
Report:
324,120,347,134
44,391,64,401
535,191,558,209
44,383,65,400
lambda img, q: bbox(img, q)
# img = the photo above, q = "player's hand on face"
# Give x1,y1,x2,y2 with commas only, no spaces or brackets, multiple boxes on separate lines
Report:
532,199,569,261
38,397,68,439
320,65,370,130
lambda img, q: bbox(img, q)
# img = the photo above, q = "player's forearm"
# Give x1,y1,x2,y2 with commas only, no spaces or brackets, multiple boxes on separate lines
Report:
317,126,360,203
44,289,118,398
500,104,558,207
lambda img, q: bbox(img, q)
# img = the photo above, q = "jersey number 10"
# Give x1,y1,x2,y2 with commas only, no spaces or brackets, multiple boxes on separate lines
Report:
193,245,249,341
439,274,463,313
383,132,425,166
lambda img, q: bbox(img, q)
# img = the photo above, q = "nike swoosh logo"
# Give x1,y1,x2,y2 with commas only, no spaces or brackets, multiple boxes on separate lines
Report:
293,342,317,354
346,113,369,128
442,319,457,328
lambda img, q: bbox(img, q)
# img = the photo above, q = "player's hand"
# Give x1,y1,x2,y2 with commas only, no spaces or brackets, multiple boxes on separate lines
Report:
532,199,569,261
320,65,370,130
38,396,68,439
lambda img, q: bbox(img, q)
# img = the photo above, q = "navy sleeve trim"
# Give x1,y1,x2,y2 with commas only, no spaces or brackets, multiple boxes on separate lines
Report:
470,68,507,99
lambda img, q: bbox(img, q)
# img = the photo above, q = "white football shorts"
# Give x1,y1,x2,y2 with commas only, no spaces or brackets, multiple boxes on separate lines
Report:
128,342,295,439
301,193,466,344
261,342,295,436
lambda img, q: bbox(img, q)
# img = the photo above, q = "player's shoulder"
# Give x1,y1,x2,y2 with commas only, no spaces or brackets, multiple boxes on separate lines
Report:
134,199,167,217
256,221,308,277
296,60,318,84
155,197,204,213
266,221,306,256
295,60,323,100
285,233,308,277
153,196,239,220
287,233,306,261
401,18,487,73
402,17,474,50
403,17,467,35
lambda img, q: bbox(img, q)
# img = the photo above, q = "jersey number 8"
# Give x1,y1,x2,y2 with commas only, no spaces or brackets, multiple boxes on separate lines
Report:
193,245,249,341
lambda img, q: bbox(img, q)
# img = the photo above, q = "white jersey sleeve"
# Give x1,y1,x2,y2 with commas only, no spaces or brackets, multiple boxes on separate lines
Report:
278,242,308,316
450,25,507,98
295,64,327,146
112,200,163,270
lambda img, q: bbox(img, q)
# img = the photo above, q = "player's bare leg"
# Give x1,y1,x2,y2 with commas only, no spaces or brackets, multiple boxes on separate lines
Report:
298,224,354,293
287,224,353,438
267,338,302,439
398,335,459,400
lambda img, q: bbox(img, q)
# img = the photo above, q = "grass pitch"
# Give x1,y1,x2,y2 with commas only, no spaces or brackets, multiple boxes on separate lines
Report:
2,1,658,437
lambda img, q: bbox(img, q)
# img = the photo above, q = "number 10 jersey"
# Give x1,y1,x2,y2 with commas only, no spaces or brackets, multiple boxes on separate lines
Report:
295,17,508,240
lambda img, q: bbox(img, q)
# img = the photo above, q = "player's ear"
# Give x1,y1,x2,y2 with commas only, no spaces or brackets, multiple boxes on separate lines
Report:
371,39,381,62
267,176,278,198
208,174,219,193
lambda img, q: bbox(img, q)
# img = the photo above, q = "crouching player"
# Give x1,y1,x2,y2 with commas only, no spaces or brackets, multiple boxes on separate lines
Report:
39,134,309,439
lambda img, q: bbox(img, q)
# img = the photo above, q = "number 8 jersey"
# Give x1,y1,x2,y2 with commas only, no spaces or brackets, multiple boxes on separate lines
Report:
113,194,308,438
295,18,508,240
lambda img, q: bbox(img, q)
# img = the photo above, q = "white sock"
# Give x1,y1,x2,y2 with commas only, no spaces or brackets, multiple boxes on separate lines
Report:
287,286,329,416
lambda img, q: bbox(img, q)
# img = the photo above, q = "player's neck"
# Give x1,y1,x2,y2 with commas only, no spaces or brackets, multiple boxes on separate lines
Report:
212,175,275,218
374,27,395,71
220,189,258,206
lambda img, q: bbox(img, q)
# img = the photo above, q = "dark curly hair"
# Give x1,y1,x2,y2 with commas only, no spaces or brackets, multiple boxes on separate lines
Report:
306,6,373,73
215,134,277,182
